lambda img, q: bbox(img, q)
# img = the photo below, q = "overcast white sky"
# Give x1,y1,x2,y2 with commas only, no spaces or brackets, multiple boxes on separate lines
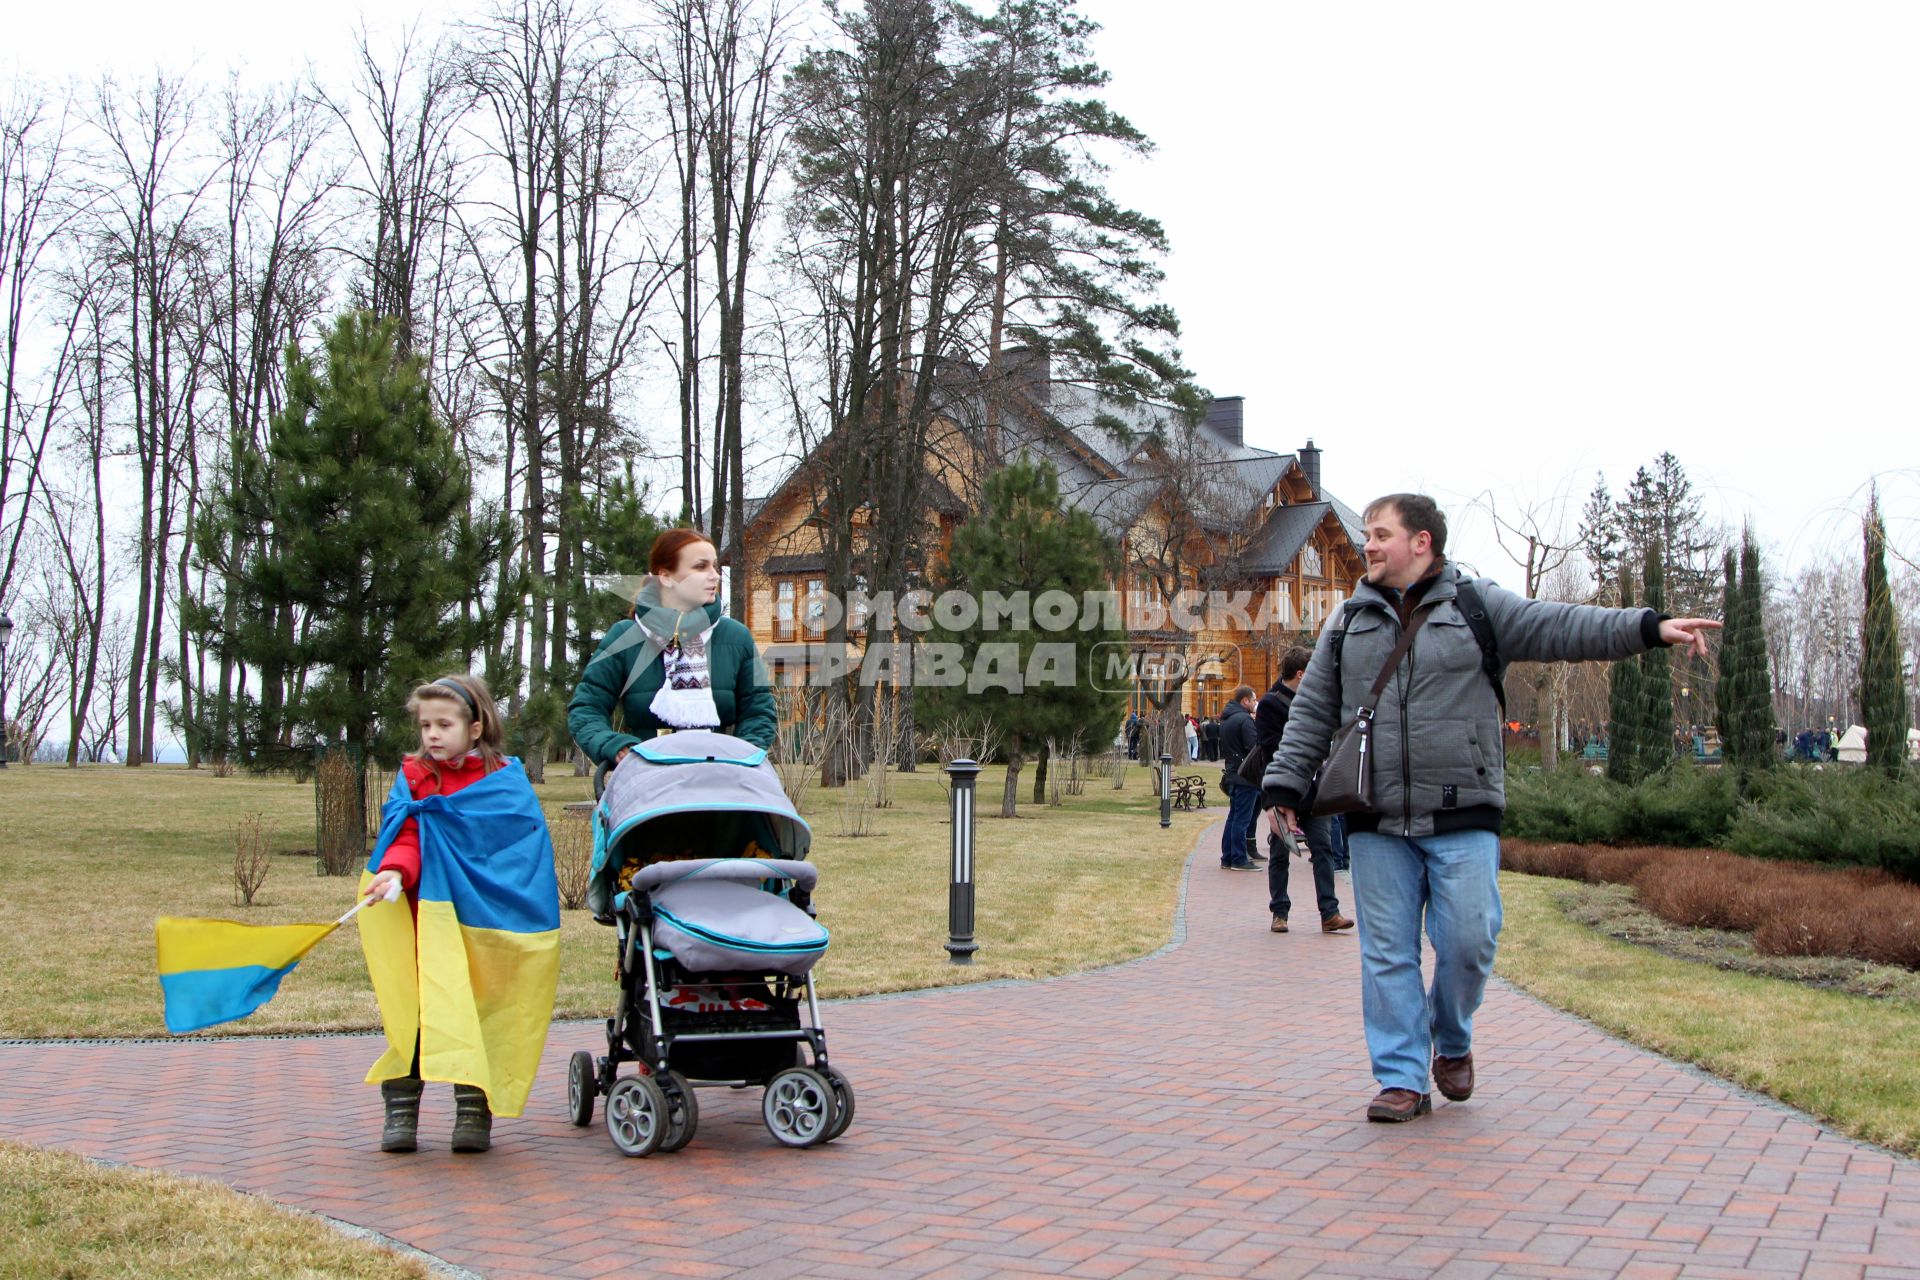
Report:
10,0,1918,585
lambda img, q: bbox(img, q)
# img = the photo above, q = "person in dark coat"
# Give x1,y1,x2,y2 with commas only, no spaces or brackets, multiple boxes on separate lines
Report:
1216,687,1262,870
1247,647,1354,935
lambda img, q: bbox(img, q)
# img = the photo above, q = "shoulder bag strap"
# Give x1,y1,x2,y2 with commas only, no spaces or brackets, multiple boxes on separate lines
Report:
1361,608,1428,710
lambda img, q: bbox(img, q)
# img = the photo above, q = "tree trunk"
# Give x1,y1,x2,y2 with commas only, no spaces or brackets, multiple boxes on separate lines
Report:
1031,740,1048,806
1000,732,1022,818
1540,666,1561,773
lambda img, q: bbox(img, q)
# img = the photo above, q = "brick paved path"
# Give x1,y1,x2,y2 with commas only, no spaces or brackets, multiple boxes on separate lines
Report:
4,822,1920,1279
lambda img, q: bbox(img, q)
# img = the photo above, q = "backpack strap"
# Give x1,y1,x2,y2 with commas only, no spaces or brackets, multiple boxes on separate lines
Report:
1452,576,1507,713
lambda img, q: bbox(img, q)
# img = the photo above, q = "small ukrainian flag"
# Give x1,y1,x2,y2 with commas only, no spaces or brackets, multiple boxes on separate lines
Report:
155,916,342,1034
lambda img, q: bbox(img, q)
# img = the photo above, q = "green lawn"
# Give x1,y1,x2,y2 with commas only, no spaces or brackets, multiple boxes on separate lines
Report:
0,1140,431,1279
0,759,1209,1039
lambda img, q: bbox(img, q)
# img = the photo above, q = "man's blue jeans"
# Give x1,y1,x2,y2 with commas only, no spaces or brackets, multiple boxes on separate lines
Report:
1347,829,1502,1093
1220,785,1260,865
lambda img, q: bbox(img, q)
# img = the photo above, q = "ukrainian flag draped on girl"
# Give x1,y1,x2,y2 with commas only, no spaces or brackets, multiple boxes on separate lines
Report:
357,758,560,1118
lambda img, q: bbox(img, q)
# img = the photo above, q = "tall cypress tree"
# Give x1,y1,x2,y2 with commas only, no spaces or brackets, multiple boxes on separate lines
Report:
1634,539,1675,773
1714,548,1740,767
1860,496,1910,775
1607,568,1642,783
1730,532,1776,770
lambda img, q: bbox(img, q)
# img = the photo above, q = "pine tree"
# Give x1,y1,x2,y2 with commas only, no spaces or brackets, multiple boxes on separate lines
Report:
1579,473,1622,603
194,311,508,805
1634,539,1675,774
1615,452,1723,618
1607,568,1642,784
1860,495,1910,776
919,456,1127,817
523,464,663,767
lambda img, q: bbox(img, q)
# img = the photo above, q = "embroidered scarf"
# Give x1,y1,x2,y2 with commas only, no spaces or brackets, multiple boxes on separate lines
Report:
640,615,721,729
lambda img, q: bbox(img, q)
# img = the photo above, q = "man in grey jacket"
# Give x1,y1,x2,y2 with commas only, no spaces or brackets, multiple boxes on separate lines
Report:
1263,494,1718,1122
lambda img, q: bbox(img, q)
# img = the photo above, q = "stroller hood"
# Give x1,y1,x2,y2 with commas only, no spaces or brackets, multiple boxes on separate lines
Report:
589,730,812,915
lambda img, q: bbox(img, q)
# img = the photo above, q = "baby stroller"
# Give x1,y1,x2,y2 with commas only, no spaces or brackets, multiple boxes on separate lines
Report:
566,730,853,1156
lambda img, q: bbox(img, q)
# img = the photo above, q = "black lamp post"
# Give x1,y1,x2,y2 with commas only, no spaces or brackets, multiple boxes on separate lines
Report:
0,612,12,768
944,758,980,964
1159,752,1172,828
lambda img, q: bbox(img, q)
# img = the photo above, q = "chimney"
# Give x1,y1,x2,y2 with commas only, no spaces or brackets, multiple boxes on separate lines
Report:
1001,345,1050,408
1299,438,1322,496
1203,396,1244,447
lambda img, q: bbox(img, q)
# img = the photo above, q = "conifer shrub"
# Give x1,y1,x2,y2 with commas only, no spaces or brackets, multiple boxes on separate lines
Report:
1505,763,1920,881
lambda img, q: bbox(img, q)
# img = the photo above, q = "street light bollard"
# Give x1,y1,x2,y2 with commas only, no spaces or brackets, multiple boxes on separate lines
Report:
0,612,12,769
944,759,981,965
1159,752,1172,828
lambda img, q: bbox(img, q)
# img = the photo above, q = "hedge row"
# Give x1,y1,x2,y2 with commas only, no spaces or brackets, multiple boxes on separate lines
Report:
1503,763,1920,882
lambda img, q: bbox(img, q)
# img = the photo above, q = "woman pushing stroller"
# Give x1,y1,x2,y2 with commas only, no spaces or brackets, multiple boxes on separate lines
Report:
562,529,851,1155
566,528,778,763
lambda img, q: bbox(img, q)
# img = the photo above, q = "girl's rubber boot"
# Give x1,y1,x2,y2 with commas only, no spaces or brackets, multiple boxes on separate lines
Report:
451,1085,493,1153
380,1078,423,1153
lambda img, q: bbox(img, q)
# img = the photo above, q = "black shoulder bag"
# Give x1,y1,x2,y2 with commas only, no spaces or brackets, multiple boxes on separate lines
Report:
1310,609,1427,816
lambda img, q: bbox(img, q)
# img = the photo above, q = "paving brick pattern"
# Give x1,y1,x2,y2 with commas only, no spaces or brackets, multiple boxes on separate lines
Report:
4,823,1919,1278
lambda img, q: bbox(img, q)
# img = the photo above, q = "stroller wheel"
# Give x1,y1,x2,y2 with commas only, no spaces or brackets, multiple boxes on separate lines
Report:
567,1051,596,1127
605,1076,670,1157
819,1066,855,1142
762,1067,838,1148
656,1070,700,1153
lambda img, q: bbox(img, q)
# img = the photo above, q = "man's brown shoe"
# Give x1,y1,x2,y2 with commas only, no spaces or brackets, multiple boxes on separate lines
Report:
1270,914,1289,933
1366,1088,1431,1122
1321,914,1355,933
1433,1053,1475,1101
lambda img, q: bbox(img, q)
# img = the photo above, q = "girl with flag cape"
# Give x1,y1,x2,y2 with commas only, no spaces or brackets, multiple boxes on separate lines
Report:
358,674,560,1154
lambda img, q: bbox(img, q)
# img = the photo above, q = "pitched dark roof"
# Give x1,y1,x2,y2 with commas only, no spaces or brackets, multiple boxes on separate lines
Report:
1329,494,1366,547
1240,501,1341,575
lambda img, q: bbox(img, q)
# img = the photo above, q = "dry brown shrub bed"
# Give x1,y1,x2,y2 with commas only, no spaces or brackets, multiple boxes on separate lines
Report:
1502,839,1920,970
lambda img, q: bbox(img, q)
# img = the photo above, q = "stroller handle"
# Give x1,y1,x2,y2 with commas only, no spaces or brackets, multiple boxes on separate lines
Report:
630,857,818,893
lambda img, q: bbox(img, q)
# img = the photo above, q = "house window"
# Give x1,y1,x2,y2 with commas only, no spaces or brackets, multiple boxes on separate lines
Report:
850,574,869,629
776,580,795,630
1300,543,1323,578
805,579,826,631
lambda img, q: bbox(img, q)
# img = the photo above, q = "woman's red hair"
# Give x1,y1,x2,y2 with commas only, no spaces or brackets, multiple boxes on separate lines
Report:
648,528,715,576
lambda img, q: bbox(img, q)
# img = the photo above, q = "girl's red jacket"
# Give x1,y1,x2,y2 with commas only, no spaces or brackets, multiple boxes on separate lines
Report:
376,753,496,891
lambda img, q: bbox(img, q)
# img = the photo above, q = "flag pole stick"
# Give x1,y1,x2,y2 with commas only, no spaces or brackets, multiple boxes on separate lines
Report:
340,878,403,925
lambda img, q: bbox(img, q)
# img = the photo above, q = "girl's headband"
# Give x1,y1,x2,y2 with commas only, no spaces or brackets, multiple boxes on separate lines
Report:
433,678,480,718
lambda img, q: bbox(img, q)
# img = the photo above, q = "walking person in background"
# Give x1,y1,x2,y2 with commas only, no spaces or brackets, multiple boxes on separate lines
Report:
1247,647,1353,935
1217,686,1262,871
1264,494,1718,1123
1184,713,1200,763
